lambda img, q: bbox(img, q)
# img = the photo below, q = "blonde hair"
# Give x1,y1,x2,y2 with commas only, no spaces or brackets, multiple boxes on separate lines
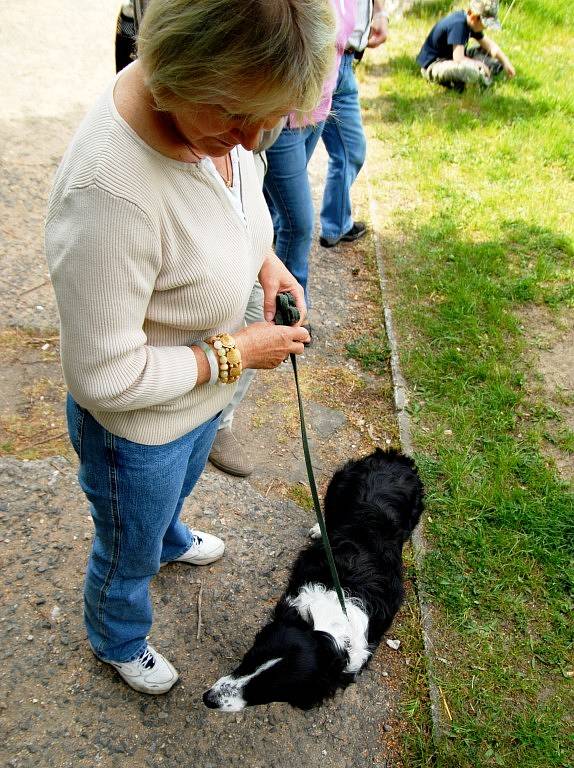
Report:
138,0,336,121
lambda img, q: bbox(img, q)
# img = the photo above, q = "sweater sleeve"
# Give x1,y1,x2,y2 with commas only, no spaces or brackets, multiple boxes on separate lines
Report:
46,184,199,412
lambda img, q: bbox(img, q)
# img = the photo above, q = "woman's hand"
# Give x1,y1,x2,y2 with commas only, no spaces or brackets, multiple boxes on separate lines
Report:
258,251,307,324
367,14,388,48
234,321,310,369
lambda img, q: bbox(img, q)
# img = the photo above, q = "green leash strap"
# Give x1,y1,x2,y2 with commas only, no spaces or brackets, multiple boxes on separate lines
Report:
275,293,348,617
289,353,348,616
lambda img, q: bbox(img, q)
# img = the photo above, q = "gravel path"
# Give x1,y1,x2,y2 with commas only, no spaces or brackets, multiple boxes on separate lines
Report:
0,4,415,766
0,458,405,768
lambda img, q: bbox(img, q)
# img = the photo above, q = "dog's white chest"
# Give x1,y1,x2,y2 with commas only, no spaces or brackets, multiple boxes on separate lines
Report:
288,584,371,673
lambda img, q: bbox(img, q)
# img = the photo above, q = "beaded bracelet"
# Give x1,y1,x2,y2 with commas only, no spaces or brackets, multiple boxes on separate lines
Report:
205,333,242,384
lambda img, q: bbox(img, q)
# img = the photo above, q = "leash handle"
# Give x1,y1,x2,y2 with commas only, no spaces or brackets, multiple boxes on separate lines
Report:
275,293,348,616
274,291,300,326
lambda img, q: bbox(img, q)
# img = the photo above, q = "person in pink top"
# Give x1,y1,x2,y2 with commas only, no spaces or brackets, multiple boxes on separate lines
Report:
263,0,357,314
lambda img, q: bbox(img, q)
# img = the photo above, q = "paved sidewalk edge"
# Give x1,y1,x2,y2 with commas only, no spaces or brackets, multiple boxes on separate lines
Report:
364,160,448,743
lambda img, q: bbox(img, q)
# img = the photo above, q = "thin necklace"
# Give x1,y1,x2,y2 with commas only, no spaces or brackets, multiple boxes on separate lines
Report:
221,151,233,189
184,140,233,188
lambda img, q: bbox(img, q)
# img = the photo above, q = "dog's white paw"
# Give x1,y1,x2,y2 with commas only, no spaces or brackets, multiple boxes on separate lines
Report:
308,523,321,540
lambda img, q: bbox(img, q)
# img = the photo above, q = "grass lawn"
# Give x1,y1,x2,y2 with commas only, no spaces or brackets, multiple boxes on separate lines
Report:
359,1,573,765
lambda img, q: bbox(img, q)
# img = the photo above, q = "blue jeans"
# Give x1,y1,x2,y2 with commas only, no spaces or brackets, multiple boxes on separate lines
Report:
263,122,325,299
320,52,367,240
67,395,220,663
219,281,263,430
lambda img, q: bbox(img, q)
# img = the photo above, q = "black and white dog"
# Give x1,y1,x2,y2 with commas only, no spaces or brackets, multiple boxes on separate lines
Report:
203,448,424,711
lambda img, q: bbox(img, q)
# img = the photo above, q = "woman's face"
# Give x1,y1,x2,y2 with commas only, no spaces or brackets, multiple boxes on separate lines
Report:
171,103,287,156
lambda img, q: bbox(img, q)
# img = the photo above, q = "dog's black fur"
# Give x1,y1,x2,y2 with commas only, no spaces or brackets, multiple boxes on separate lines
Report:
203,448,424,710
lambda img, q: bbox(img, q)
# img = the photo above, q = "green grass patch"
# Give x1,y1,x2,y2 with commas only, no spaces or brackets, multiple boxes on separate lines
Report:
346,329,391,375
362,2,574,766
286,483,314,512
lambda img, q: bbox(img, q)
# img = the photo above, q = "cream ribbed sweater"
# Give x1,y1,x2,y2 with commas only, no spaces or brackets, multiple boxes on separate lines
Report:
45,78,273,445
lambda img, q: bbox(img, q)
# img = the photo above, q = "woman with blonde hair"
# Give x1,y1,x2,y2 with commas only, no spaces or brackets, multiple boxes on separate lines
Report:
45,0,335,695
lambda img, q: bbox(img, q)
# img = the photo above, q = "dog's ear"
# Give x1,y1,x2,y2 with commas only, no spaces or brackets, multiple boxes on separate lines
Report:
285,632,348,710
314,631,349,676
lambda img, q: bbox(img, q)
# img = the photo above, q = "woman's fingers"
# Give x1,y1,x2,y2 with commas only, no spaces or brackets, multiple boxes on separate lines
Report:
235,322,310,369
291,286,308,326
292,326,311,346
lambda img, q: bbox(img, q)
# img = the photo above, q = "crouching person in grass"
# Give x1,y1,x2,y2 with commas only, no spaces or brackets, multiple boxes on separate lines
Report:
416,0,515,92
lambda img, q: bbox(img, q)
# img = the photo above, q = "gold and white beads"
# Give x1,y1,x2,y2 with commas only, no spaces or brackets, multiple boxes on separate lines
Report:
205,333,242,384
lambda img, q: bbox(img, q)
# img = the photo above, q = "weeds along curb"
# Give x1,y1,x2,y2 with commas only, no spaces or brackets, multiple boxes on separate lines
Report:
364,160,448,744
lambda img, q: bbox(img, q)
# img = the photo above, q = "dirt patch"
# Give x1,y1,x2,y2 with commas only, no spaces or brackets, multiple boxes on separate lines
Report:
0,328,69,460
0,457,416,768
519,304,574,483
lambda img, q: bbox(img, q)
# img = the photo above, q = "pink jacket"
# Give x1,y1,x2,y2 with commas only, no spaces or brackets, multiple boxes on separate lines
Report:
289,0,357,127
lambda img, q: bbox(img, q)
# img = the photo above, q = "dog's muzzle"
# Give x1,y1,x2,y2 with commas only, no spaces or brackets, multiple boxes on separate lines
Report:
202,689,220,709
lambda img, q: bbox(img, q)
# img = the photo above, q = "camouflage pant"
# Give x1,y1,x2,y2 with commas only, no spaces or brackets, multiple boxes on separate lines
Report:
422,47,502,89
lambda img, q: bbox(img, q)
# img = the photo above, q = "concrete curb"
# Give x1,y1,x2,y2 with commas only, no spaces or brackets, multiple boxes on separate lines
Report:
364,159,448,743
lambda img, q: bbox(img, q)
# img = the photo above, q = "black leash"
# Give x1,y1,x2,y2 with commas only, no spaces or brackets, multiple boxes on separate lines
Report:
275,293,348,616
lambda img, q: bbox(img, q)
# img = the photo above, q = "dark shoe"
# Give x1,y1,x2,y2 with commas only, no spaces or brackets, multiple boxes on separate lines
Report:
341,221,368,242
209,428,254,477
319,221,367,248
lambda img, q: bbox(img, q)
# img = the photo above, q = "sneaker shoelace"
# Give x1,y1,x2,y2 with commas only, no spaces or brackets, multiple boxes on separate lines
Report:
137,648,156,670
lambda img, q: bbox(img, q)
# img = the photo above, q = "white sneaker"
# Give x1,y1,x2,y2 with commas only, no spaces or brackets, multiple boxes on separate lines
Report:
173,531,225,565
106,644,178,694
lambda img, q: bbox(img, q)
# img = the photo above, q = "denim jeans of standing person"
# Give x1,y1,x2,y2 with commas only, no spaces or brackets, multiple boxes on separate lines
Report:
320,52,367,241
67,395,221,663
263,122,324,301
